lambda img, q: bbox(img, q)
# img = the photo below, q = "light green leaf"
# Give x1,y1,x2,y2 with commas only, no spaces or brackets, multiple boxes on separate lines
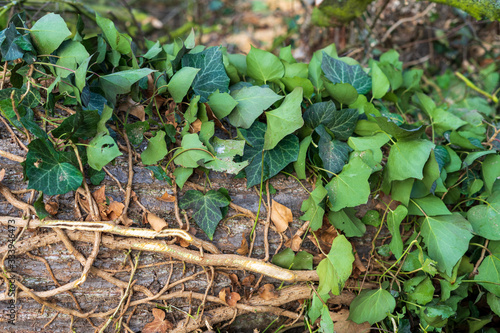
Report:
408,195,451,216
324,81,358,105
475,255,500,297
96,13,131,54
174,133,214,168
173,167,193,189
328,208,366,237
87,133,123,171
246,45,284,83
55,41,89,78
208,90,238,119
386,139,435,182
317,235,354,295
348,289,396,325
319,306,334,333
99,68,156,104
264,87,304,150
30,13,71,55
483,151,500,193
205,137,249,174
179,190,230,240
141,130,168,165
326,156,372,211
463,150,496,168
75,56,91,92
487,293,500,316
301,181,327,231
281,76,314,99
387,205,408,258
467,192,500,240
371,62,390,99
167,67,200,103
308,43,337,91
405,276,435,305
293,136,312,180
228,86,283,129
420,213,473,275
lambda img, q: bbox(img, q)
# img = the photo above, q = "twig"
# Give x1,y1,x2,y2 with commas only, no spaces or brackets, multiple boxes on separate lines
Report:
0,115,28,151
0,149,25,163
381,4,435,43
263,180,271,261
120,128,134,226
76,231,101,287
0,183,36,215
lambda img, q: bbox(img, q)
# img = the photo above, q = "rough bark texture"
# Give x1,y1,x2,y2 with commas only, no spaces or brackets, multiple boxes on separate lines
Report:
0,122,377,332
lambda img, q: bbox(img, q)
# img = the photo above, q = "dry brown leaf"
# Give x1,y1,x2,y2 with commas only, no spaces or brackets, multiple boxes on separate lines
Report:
44,201,59,216
236,236,249,255
146,213,168,232
289,235,302,252
228,273,240,289
330,309,370,333
0,169,5,182
271,199,293,233
241,274,255,287
142,308,173,333
92,186,107,205
178,236,190,247
320,225,338,246
218,287,241,307
189,119,202,133
105,201,124,220
157,191,176,203
258,284,278,300
118,97,145,121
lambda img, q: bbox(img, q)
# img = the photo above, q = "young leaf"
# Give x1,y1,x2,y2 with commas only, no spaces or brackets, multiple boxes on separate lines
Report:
30,13,71,55
179,190,230,240
205,137,249,174
99,68,155,104
348,289,396,325
173,133,213,168
246,45,284,83
300,181,327,230
25,139,83,196
371,62,390,99
181,46,230,102
321,53,371,94
316,235,354,295
96,13,131,54
387,205,408,258
141,130,168,165
240,122,299,188
386,139,435,182
207,90,238,119
87,133,123,171
326,156,372,211
420,213,473,275
264,87,304,150
408,195,451,216
228,86,283,129
55,41,89,78
167,67,200,103
293,136,312,179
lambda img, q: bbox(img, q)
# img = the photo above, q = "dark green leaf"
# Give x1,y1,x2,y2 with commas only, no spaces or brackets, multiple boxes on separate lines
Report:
303,101,358,141
87,167,106,185
179,189,230,239
34,193,50,219
181,47,230,102
375,116,425,141
125,121,149,146
318,137,352,175
240,122,299,188
51,110,100,141
321,53,371,94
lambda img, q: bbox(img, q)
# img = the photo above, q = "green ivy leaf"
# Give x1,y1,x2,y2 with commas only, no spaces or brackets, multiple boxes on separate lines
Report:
167,67,200,103
25,139,83,196
323,81,358,105
308,43,337,92
55,41,89,78
96,13,131,54
326,156,371,211
475,255,500,297
51,110,100,141
303,101,358,141
174,133,214,168
319,306,334,333
321,53,371,94
228,86,283,129
34,193,50,219
87,133,123,171
264,87,304,150
387,205,408,258
348,289,396,325
408,195,451,216
141,130,168,165
375,115,425,141
240,122,298,188
125,121,150,146
207,90,238,119
173,167,193,189
181,47,230,102
371,62,390,99
482,155,500,194
205,137,248,174
30,13,71,55
99,68,155,104
420,213,473,275
487,293,500,316
300,181,327,231
1,23,34,61
328,208,366,237
318,136,352,175
179,189,230,240
386,139,435,182
316,235,354,295
467,191,500,240
246,45,284,83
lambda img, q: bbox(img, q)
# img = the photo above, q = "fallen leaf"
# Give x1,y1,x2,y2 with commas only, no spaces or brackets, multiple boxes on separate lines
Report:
45,201,59,216
142,308,173,333
229,273,240,289
92,186,107,205
189,119,202,133
258,284,278,300
0,169,5,182
157,191,176,202
118,97,145,121
330,308,370,333
105,200,124,220
289,235,302,252
178,237,190,247
236,235,249,255
376,191,401,211
271,199,293,233
241,275,255,287
320,225,338,246
146,213,168,232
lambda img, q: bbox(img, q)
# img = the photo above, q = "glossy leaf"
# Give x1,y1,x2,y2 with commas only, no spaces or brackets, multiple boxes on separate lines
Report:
246,45,284,83
386,139,434,182
321,53,371,94
167,67,200,103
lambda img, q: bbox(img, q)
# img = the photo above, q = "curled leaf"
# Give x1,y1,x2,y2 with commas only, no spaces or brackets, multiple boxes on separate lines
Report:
271,199,293,233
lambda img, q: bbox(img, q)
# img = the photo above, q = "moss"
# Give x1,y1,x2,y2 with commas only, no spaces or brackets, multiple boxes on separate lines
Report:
427,0,500,21
316,0,375,24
